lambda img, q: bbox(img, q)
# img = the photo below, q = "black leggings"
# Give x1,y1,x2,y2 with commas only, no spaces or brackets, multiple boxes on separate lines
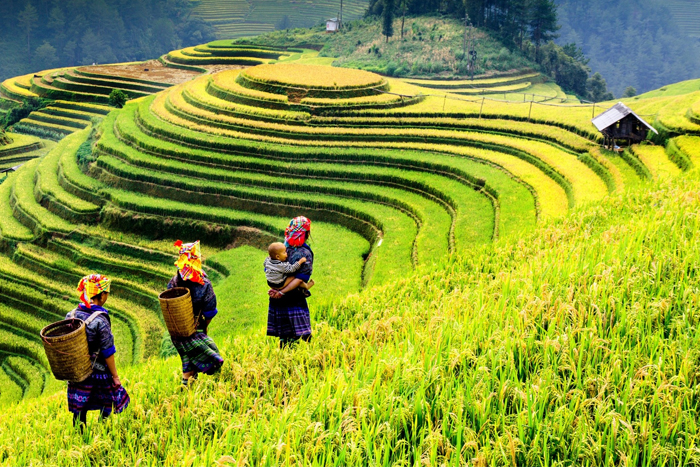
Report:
279,334,312,348
73,409,109,431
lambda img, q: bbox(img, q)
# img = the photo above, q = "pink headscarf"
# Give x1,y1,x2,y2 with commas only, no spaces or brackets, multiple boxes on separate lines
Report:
284,216,311,247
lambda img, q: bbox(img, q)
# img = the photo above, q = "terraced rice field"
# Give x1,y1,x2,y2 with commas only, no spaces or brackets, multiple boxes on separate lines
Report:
667,0,700,38
0,58,696,421
0,44,700,465
191,0,369,39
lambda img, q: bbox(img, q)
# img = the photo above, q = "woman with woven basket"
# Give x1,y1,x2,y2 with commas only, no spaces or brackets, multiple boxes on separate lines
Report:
267,216,314,348
167,240,224,386
66,274,130,430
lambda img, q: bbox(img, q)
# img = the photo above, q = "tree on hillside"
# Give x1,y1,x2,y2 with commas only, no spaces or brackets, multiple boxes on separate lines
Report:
539,41,589,97
33,41,58,70
587,72,614,102
509,0,529,50
400,0,408,39
18,2,39,59
383,0,395,42
623,86,637,98
528,0,559,62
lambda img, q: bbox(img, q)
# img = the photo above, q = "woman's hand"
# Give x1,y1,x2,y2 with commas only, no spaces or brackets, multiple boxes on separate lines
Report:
268,288,284,299
112,375,122,387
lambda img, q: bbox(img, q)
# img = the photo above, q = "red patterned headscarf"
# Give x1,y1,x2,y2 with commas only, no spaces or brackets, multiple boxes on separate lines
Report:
284,216,311,248
174,240,205,285
77,274,111,308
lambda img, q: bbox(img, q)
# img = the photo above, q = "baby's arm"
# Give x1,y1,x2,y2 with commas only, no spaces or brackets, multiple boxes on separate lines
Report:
281,256,307,274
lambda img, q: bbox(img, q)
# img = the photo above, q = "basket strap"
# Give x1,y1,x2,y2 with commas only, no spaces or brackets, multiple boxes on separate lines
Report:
67,309,78,319
84,311,106,326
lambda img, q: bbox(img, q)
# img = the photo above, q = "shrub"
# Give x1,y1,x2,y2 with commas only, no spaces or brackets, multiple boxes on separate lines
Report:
108,89,128,108
1,97,50,129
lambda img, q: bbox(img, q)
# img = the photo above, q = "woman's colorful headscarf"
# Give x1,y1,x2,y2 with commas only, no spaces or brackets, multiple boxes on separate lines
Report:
284,216,311,248
174,240,205,285
77,274,111,308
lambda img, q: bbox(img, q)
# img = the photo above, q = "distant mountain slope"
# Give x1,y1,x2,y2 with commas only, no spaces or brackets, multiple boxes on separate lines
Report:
556,0,700,97
191,0,369,39
666,0,700,38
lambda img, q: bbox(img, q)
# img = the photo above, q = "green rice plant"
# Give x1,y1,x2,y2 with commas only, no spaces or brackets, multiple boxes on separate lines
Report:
34,128,100,215
94,146,455,267
0,133,43,157
10,159,76,234
629,144,682,180
50,74,149,99
347,93,607,142
47,237,174,289
148,93,571,218
117,101,536,237
104,184,415,287
664,138,694,171
30,76,109,104
403,72,541,89
40,107,101,122
3,356,45,399
0,358,23,406
313,115,594,153
673,135,700,167
0,76,37,100
27,111,89,130
2,170,700,464
0,171,35,241
167,48,265,66
654,91,700,134
193,45,288,60
50,100,111,115
57,134,107,206
13,119,75,137
164,84,609,206
73,69,172,89
63,71,167,94
0,301,47,338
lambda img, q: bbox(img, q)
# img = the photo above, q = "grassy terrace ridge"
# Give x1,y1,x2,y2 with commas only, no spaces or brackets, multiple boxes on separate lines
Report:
0,133,43,156
148,76,605,218
403,71,542,88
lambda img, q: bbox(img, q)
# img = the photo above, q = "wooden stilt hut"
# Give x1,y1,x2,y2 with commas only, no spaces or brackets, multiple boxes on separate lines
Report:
592,102,658,150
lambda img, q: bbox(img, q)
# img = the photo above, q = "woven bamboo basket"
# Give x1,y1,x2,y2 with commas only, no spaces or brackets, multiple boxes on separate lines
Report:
158,287,195,337
40,319,92,383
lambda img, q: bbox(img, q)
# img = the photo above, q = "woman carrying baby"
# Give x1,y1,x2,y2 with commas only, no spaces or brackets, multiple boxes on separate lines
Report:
267,216,314,348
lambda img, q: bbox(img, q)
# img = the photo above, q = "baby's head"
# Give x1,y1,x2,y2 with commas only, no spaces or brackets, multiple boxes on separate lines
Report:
268,242,288,261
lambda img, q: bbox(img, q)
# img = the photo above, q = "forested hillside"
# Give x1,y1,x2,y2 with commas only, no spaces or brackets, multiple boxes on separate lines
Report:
0,0,215,83
556,0,700,96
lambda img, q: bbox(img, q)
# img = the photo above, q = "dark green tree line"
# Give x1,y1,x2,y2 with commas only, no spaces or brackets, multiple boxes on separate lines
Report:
0,0,215,83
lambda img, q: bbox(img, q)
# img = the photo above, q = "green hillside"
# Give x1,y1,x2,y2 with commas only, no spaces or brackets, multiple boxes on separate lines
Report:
0,27,699,465
191,0,369,38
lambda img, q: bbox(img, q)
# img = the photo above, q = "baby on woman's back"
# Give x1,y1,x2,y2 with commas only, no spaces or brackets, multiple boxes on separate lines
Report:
264,242,314,294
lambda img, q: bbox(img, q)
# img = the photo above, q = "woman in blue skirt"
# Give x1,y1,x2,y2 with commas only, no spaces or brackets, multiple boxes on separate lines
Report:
167,240,224,386
267,216,314,347
66,274,129,430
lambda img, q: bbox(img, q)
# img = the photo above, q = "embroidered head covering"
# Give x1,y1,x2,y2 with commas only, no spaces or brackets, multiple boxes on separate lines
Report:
77,274,111,308
174,240,205,285
284,216,311,248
